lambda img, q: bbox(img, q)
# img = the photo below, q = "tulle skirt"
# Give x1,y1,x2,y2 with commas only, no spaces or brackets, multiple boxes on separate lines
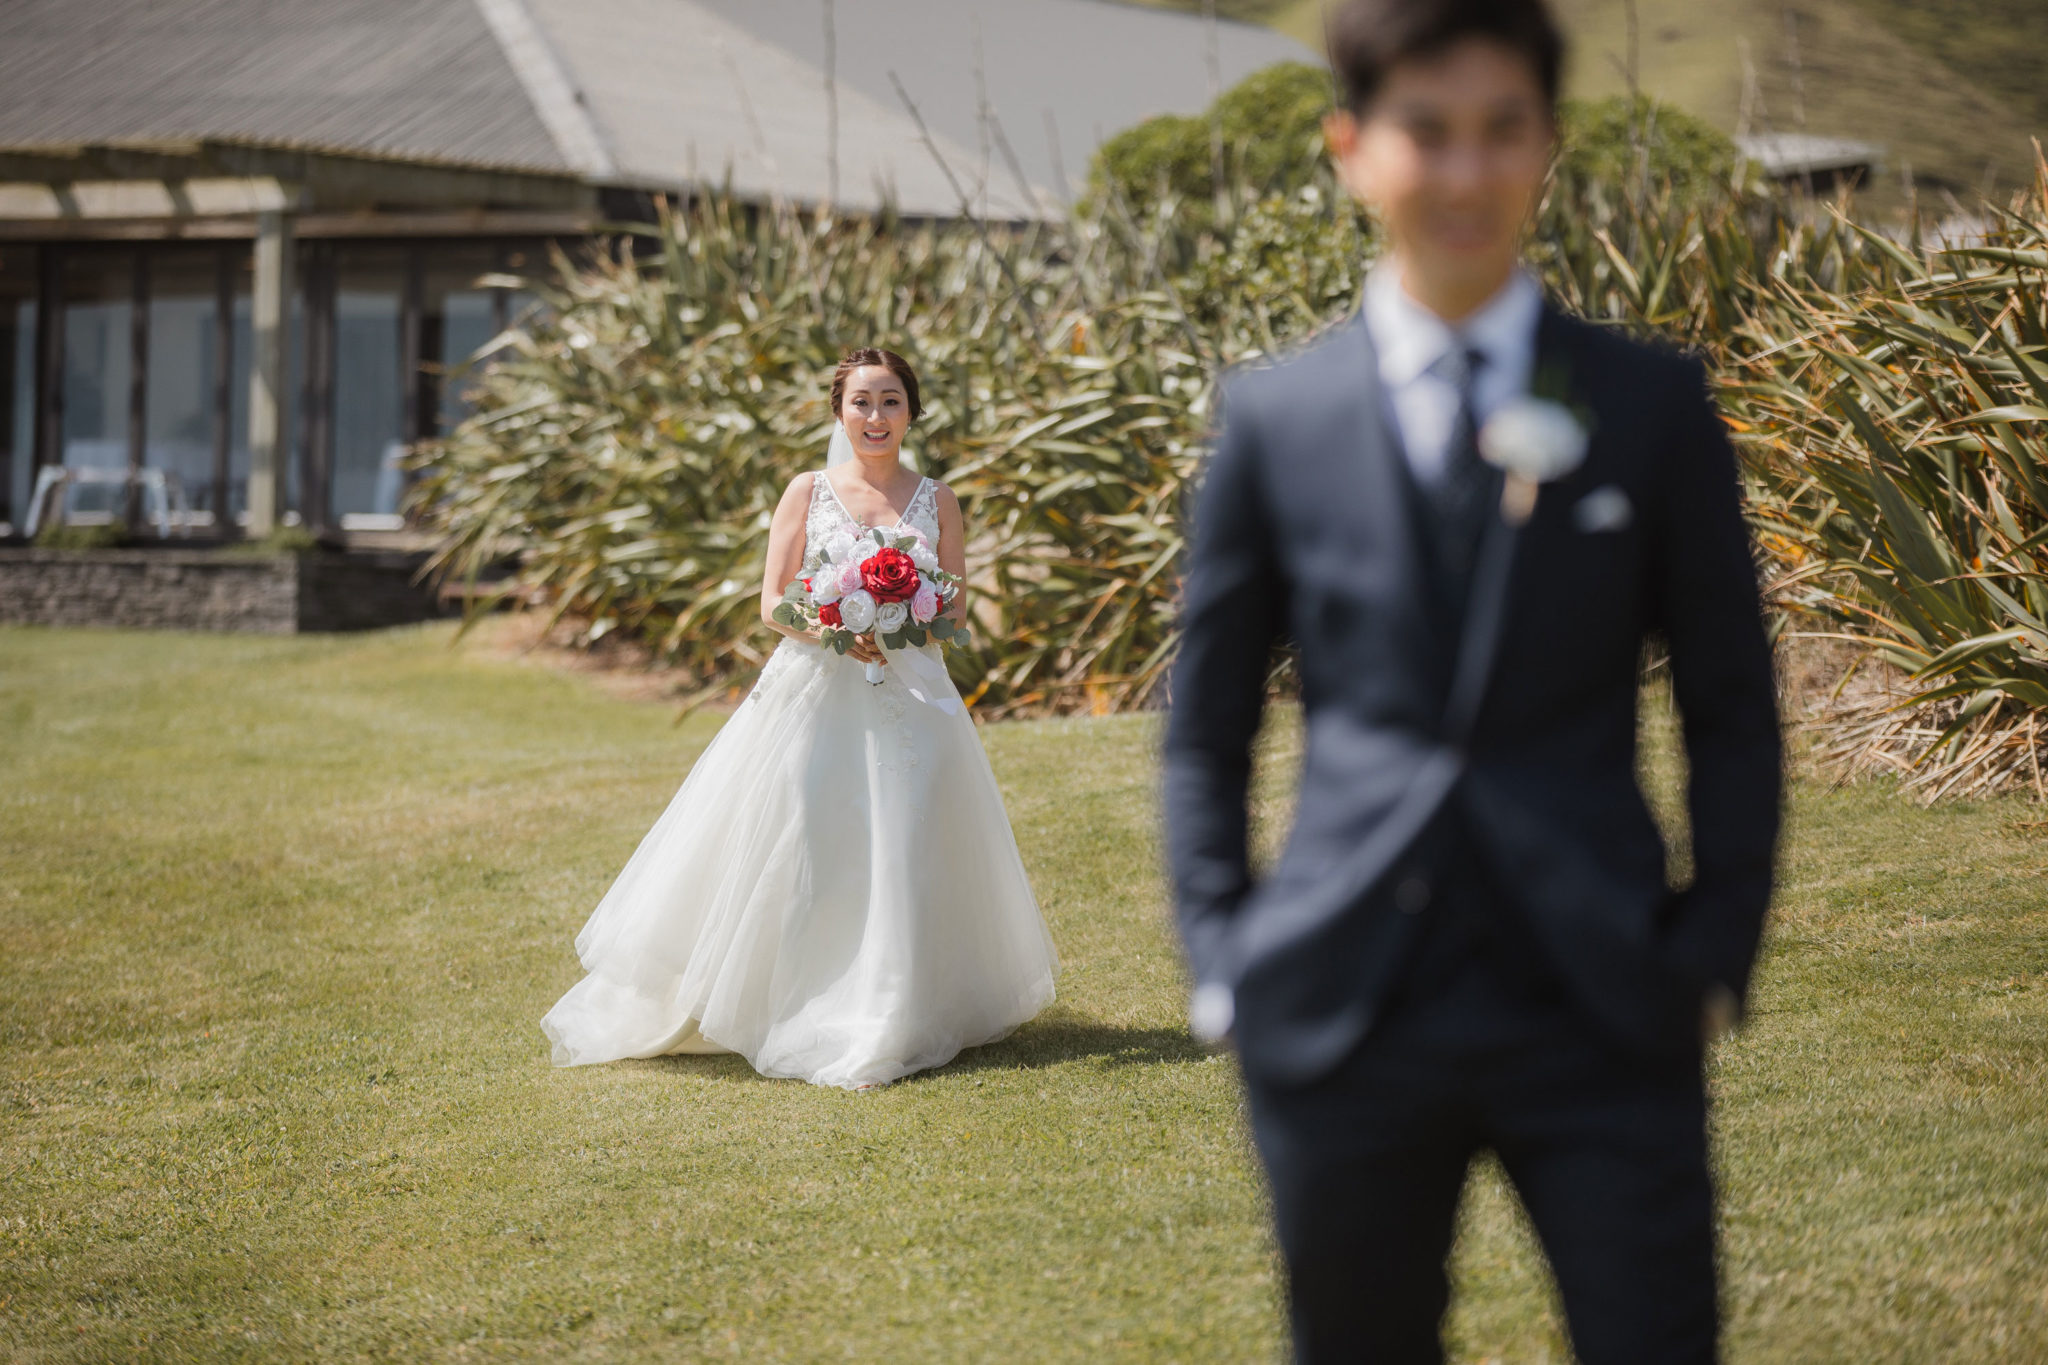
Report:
540,636,1059,1089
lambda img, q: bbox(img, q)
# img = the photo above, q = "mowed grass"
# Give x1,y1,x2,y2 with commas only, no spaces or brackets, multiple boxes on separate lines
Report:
3,623,2045,1361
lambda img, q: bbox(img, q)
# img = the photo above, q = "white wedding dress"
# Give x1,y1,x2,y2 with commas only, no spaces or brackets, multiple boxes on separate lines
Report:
540,471,1059,1089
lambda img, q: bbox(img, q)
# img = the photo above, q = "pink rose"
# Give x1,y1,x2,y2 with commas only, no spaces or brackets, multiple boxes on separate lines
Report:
910,582,941,624
835,561,864,596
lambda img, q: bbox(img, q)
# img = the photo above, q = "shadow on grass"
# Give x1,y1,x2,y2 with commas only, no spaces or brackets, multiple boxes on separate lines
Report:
923,1009,1210,1078
628,1010,1210,1085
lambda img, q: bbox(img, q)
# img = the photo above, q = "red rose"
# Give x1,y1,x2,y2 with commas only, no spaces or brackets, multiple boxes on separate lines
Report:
860,547,920,603
818,601,843,628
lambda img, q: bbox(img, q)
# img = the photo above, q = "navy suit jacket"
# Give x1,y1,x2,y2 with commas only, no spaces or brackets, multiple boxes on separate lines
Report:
1162,304,1783,1085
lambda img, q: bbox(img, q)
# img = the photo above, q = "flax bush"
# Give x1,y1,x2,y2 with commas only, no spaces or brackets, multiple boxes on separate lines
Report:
405,192,1344,716
405,69,2048,795
1720,179,2048,799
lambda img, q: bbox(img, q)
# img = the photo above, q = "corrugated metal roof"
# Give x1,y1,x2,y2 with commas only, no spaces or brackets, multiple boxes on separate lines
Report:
0,0,574,174
528,0,1032,217
0,0,1320,218
707,0,1319,205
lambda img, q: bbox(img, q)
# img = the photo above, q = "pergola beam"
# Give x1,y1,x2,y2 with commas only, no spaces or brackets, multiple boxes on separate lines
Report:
0,208,602,242
0,140,595,212
0,177,303,220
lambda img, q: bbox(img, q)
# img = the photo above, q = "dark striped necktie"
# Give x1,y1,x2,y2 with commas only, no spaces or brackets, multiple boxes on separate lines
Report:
1426,344,1494,614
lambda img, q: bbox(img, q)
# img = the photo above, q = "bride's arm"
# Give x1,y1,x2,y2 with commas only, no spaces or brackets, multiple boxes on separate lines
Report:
934,483,968,623
760,473,820,643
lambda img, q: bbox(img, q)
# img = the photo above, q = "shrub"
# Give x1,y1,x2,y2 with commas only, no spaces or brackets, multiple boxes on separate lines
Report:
1089,62,1331,215
1721,189,2048,799
1556,94,1747,207
33,521,132,550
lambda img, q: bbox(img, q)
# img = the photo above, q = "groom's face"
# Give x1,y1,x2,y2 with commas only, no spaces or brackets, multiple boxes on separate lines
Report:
1327,37,1555,302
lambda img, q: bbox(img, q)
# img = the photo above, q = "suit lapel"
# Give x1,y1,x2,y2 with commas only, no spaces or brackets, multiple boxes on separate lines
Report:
1441,303,1581,744
1340,312,1409,521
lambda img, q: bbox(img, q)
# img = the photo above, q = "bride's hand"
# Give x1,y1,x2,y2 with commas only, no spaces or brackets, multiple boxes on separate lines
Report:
846,633,884,665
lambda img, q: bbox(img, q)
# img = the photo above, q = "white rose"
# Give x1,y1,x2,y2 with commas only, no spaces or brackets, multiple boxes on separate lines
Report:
824,530,859,565
908,538,939,573
1478,397,1588,483
807,563,843,605
837,589,877,634
875,600,909,634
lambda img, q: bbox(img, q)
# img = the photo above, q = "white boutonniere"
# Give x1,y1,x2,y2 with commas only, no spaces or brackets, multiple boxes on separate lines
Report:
1478,389,1591,526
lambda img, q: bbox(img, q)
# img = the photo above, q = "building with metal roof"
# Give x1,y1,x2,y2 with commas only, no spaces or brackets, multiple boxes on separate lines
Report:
1735,133,1886,194
0,0,1312,546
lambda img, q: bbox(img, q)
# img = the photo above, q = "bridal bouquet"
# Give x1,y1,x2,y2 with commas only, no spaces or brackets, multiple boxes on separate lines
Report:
773,526,964,683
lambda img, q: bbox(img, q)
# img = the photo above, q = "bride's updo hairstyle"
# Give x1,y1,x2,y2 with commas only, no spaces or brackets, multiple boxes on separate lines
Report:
830,347,924,422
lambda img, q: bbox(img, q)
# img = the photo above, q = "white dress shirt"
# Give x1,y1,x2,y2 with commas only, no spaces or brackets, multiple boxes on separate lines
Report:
1362,261,1543,487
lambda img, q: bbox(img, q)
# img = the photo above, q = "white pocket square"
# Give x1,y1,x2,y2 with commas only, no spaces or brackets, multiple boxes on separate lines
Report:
1573,485,1633,533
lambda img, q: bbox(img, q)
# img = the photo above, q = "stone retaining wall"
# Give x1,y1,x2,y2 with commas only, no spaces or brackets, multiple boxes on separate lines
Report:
0,547,454,633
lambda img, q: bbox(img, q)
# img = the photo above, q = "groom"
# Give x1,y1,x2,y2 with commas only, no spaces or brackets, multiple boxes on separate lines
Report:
1163,0,1782,1360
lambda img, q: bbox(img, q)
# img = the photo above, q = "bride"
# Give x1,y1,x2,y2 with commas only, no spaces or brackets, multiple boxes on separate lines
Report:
540,347,1059,1089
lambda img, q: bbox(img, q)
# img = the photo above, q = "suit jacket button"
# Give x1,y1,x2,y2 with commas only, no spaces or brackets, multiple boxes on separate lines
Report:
1394,876,1431,914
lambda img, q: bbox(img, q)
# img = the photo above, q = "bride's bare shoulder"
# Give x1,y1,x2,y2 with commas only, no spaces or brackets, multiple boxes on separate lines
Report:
773,470,818,517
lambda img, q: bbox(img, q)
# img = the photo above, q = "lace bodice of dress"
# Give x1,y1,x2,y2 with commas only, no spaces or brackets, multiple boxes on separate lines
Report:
805,470,940,560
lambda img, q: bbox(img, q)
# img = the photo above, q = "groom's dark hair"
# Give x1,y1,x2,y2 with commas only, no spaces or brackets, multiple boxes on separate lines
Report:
1326,0,1564,115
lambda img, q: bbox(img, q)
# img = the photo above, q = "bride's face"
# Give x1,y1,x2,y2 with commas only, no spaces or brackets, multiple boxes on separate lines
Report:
839,366,912,459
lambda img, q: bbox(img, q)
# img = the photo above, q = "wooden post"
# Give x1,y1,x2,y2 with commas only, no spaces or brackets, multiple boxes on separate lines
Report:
246,209,293,537
298,242,334,535
490,243,510,337
126,250,149,533
399,246,423,444
211,245,233,528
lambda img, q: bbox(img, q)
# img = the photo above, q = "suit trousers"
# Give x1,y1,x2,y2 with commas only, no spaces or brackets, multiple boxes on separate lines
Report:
1240,859,1718,1365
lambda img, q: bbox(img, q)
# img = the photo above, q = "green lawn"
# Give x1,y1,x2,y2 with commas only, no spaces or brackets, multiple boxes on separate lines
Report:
3,623,2045,1361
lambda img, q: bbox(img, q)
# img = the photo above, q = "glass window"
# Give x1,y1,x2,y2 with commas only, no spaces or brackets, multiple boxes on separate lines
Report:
432,284,495,431
145,248,231,526
436,288,495,430
60,249,135,520
424,242,510,433
330,244,404,521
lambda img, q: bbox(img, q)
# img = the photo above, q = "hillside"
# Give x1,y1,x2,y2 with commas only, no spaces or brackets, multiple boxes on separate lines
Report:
1137,0,2045,197
1553,0,2039,196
